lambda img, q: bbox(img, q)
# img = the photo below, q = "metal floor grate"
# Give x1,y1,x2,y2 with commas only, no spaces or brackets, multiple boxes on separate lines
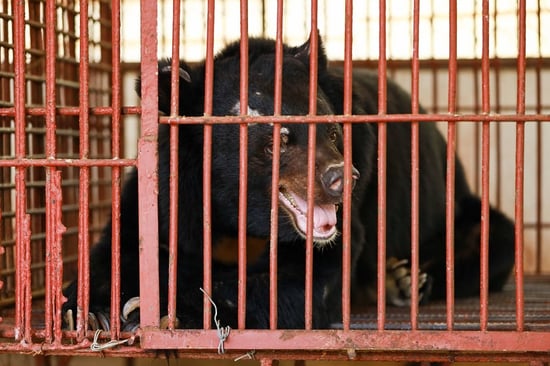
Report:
348,275,550,331
0,277,549,333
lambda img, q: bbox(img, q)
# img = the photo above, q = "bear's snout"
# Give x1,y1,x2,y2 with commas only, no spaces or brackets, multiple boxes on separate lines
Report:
321,164,360,199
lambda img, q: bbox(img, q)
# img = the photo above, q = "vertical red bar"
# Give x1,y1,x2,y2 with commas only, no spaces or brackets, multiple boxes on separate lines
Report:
167,0,181,331
514,0,526,332
409,0,421,330
202,0,215,329
269,0,284,330
110,0,123,340
138,0,160,329
237,0,250,330
445,0,458,331
44,0,57,344
534,2,543,275
45,4,68,340
0,207,2,301
50,171,66,344
12,0,31,343
305,9,319,330
341,0,353,331
76,0,91,341
0,209,3,320
479,0,491,331
377,0,388,331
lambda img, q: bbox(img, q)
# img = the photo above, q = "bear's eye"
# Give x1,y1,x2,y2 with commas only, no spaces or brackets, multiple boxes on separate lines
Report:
281,132,289,147
328,129,339,143
265,134,288,156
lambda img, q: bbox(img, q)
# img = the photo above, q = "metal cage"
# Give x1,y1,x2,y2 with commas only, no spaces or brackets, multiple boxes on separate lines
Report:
0,0,549,363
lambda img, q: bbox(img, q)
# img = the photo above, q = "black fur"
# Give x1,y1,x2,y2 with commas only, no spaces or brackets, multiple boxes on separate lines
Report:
63,36,515,329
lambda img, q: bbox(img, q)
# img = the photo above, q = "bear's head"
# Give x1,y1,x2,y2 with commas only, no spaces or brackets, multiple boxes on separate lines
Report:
151,36,360,247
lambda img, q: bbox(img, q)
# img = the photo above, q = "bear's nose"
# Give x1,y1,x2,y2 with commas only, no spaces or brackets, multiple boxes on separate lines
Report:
321,164,360,198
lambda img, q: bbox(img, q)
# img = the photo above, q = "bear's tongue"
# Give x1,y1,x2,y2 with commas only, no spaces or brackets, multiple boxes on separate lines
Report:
278,190,337,241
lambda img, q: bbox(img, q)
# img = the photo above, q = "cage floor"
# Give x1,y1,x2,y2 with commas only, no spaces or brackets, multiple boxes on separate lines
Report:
347,275,550,331
0,276,549,332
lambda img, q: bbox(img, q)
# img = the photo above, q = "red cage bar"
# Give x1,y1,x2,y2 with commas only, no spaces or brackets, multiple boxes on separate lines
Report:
167,0,181,333
0,0,549,362
237,0,249,330
341,0,353,331
376,0,388,332
76,0,91,343
445,0,458,331
137,0,160,331
202,0,215,331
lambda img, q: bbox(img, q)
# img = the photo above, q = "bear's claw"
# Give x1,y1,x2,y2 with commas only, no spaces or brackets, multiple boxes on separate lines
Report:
63,297,141,332
122,296,140,322
63,309,112,331
63,296,180,332
386,257,432,307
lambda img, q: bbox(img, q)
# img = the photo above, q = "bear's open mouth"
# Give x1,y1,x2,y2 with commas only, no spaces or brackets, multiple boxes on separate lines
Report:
278,187,338,243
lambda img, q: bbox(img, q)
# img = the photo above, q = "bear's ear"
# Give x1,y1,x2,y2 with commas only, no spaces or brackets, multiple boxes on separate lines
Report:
135,60,192,96
158,63,192,83
135,59,193,115
291,31,328,72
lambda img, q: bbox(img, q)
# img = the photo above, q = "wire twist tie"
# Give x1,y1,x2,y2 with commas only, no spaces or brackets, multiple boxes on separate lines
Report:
90,329,130,351
200,287,231,354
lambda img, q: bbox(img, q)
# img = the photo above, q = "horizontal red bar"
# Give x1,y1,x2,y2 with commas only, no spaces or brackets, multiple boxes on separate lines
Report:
0,341,549,362
161,113,550,125
0,159,136,168
139,329,550,353
0,106,141,117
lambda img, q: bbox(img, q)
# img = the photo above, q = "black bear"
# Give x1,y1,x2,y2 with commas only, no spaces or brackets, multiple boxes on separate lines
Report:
63,36,515,330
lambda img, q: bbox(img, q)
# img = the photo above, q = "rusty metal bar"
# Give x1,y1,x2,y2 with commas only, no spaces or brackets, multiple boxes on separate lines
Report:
409,0,421,331
140,329,550,352
202,0,215,330
46,4,66,342
534,2,543,275
167,0,182,332
48,171,65,344
170,0,181,117
479,0,491,331
377,0,388,331
44,1,56,160
341,0,353,331
110,0,123,340
238,0,249,330
0,106,141,117
2,343,550,361
162,113,550,125
0,159,136,168
0,208,3,319
138,0,160,329
515,0,526,332
13,1,32,344
2,344,550,361
492,5,502,211
445,0,458,331
305,6,319,330
269,0,284,330
43,0,57,344
305,119,316,329
76,0,91,342
167,103,180,332
9,59,29,334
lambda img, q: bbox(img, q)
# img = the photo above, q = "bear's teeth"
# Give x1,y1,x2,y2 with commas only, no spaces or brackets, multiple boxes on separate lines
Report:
280,188,302,213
